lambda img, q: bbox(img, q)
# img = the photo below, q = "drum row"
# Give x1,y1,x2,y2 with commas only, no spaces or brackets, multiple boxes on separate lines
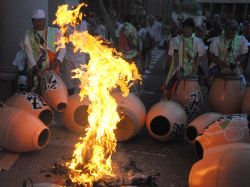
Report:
187,113,250,187
1,71,250,150
0,70,68,153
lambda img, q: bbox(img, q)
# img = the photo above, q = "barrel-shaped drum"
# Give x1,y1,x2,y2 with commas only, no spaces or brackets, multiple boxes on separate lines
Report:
40,70,68,112
0,106,50,152
189,145,250,187
5,92,54,126
112,92,146,141
185,113,220,143
146,100,188,141
173,78,203,120
194,114,250,159
208,73,244,114
241,85,250,114
61,94,90,133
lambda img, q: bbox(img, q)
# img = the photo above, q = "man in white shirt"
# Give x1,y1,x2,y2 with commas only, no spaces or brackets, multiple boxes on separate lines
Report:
209,19,248,81
167,18,205,78
146,15,163,46
21,9,66,92
61,19,90,95
164,18,205,99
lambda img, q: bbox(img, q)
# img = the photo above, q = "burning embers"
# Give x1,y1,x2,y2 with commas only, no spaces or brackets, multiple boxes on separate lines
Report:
53,3,140,186
40,155,158,187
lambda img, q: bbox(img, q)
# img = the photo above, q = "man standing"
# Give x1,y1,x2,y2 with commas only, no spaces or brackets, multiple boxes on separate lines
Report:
167,18,205,78
119,17,139,62
164,18,205,98
209,19,248,83
62,18,90,96
146,15,163,47
21,9,66,92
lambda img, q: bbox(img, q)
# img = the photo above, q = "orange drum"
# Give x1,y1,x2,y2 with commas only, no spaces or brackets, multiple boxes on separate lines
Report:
5,92,54,126
189,145,250,187
241,85,250,114
185,113,220,143
173,77,203,120
194,114,250,159
146,100,188,142
0,106,50,152
61,94,90,134
40,70,68,112
208,73,244,114
112,92,146,141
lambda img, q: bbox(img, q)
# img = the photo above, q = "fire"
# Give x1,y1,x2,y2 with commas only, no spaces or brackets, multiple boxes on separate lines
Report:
54,3,141,186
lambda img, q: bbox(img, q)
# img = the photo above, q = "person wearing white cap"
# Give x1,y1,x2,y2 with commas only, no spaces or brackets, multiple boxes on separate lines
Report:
21,9,66,92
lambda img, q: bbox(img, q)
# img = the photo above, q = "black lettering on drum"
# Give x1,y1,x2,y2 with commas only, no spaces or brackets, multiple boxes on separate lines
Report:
23,92,48,110
41,73,59,91
184,90,202,119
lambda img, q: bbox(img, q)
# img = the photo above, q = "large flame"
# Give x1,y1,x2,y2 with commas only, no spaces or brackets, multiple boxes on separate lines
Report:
54,3,140,186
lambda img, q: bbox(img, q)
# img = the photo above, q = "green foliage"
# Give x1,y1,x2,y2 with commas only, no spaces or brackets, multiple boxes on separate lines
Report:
175,0,202,16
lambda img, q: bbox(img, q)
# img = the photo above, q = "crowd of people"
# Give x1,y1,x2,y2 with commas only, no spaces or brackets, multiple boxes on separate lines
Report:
13,8,250,101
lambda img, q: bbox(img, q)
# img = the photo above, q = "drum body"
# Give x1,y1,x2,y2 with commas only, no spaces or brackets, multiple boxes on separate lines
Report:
0,106,50,152
173,78,203,120
194,114,250,159
242,85,250,114
208,73,244,114
112,92,146,141
5,92,54,126
185,113,220,143
146,100,188,141
61,94,89,133
40,70,68,112
189,145,250,187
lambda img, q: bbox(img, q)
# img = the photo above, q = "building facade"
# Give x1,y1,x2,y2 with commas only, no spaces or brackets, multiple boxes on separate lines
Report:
196,0,250,19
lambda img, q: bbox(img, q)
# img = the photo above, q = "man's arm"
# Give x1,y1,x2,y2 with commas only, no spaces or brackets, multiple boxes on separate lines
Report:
208,52,228,68
22,31,37,69
208,37,228,68
50,29,67,70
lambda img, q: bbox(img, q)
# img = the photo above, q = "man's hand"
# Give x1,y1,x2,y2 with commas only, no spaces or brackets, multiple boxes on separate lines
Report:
220,60,229,68
37,50,47,67
50,59,61,70
32,65,40,76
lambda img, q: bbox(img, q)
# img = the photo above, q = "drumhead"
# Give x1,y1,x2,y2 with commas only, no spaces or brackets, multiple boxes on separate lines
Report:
216,72,241,80
181,75,199,81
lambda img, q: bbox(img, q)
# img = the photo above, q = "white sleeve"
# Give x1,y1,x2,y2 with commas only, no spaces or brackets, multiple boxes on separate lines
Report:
240,36,248,55
57,48,66,62
55,28,66,62
22,31,36,69
197,38,205,57
209,37,219,56
168,37,177,56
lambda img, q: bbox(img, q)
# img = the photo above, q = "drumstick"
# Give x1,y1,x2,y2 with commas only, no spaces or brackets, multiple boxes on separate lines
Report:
164,54,176,87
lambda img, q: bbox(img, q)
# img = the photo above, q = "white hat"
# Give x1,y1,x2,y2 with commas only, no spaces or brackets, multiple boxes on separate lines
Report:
32,9,46,19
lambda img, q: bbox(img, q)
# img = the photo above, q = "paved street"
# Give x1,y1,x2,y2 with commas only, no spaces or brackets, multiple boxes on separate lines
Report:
0,48,196,187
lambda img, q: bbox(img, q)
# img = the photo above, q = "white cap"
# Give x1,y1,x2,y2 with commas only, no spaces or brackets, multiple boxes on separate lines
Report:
32,9,46,19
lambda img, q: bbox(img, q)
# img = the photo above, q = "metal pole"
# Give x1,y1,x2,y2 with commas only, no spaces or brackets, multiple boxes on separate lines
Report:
232,3,236,17
244,4,248,20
